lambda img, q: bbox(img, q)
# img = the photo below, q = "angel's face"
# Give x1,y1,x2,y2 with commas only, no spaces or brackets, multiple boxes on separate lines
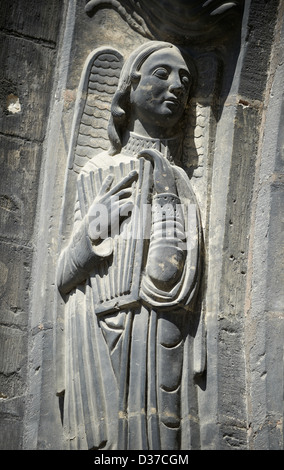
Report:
130,47,191,135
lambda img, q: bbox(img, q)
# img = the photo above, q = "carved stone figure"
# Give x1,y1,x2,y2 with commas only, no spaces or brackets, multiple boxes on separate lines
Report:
57,41,204,450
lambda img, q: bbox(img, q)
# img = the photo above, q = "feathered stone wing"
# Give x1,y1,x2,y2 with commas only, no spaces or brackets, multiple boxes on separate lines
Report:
67,46,124,174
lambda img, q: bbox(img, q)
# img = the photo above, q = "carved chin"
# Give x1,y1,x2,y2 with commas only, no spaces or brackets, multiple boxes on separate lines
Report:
151,106,184,127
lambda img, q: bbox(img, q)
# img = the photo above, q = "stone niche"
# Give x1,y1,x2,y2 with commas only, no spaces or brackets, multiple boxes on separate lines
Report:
0,0,283,451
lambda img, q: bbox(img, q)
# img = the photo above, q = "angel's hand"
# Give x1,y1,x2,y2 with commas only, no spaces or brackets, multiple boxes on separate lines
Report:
87,170,138,241
137,149,176,194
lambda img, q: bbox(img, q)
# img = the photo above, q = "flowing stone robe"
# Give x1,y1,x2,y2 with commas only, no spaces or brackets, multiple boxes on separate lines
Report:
57,132,202,450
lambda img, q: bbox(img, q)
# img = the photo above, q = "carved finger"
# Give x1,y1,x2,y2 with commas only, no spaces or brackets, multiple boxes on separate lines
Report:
119,199,134,209
138,148,163,161
138,149,172,173
98,173,114,196
107,170,138,196
115,188,133,200
137,149,176,194
119,201,134,220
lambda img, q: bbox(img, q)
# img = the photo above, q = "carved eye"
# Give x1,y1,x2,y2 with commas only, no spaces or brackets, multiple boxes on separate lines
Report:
180,73,191,88
153,67,169,79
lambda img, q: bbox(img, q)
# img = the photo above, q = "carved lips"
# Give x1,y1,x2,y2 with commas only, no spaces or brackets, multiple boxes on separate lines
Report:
163,96,181,108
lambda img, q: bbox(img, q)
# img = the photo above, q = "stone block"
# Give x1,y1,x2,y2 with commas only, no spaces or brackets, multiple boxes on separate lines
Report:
0,33,57,142
0,416,23,450
266,182,284,312
0,325,27,376
0,0,63,45
239,0,279,101
0,242,32,326
0,242,31,400
0,397,25,450
0,136,41,243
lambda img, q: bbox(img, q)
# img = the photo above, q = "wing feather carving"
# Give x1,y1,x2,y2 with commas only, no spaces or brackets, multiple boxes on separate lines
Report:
67,47,124,174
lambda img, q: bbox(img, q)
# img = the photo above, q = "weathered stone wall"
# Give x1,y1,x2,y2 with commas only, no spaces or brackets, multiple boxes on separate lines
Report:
203,0,283,449
243,1,284,448
0,0,63,450
0,0,283,450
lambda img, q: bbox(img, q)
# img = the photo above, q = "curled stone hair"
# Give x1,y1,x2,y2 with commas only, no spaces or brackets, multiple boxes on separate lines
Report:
108,41,197,156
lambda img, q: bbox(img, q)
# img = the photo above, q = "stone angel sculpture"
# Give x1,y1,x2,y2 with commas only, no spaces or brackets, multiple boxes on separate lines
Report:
57,41,205,450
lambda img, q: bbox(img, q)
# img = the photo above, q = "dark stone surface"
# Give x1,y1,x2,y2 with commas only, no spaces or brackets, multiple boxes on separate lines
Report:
0,0,63,450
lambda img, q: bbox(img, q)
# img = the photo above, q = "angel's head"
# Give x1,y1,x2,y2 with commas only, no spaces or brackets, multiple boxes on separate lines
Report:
108,41,196,156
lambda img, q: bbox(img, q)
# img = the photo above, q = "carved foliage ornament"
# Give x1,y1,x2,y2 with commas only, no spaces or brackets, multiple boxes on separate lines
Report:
85,0,244,43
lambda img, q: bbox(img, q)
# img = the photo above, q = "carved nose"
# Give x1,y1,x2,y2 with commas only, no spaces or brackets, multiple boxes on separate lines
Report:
169,76,183,94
